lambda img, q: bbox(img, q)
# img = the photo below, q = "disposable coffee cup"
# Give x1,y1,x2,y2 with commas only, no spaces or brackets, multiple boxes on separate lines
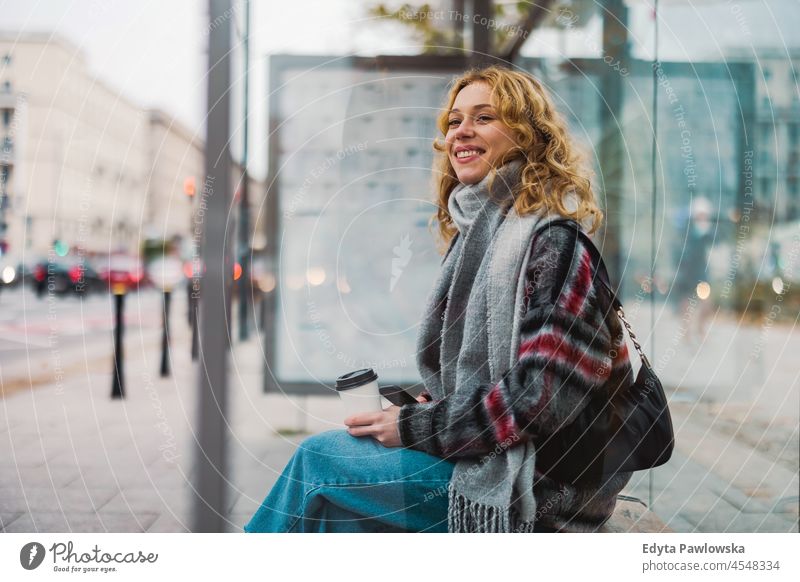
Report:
336,368,383,418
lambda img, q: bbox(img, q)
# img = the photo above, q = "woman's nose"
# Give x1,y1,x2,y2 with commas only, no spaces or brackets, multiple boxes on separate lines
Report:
454,117,475,138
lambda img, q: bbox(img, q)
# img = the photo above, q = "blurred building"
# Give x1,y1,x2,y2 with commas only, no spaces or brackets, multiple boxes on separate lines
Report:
0,32,223,262
743,48,800,223
0,32,148,258
145,109,204,245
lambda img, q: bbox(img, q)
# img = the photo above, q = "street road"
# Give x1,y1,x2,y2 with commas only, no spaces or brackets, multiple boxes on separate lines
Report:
0,287,170,396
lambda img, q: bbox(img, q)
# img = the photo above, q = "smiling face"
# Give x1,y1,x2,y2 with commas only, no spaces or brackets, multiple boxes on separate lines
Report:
445,82,519,185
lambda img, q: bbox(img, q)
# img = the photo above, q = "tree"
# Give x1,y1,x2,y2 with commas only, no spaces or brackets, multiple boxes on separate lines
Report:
365,1,535,55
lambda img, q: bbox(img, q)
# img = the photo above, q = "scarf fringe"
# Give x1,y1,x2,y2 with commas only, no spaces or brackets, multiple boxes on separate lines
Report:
447,486,537,533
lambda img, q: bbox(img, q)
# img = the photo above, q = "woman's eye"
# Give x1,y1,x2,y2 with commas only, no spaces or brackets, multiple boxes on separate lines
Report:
447,115,492,127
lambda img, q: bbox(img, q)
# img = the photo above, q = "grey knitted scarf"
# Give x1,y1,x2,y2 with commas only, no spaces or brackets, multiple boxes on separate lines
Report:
416,159,563,532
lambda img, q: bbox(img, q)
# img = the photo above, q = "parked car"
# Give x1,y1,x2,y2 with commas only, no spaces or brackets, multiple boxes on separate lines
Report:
15,261,36,288
1,258,38,291
95,254,146,293
32,255,101,297
0,257,19,290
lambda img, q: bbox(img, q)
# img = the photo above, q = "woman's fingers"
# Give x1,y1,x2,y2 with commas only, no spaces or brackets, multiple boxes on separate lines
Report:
347,422,384,438
346,425,370,437
344,412,382,427
345,407,402,447
344,406,400,427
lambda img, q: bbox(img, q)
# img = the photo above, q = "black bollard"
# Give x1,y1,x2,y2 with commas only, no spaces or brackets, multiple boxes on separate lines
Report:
111,290,125,398
190,279,199,361
186,281,193,325
160,289,172,377
259,289,266,333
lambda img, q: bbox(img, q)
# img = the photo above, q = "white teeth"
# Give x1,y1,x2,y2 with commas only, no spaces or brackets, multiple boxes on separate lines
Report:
456,150,481,158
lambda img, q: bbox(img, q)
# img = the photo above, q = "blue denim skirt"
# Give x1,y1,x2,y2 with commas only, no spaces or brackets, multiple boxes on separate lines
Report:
244,429,456,533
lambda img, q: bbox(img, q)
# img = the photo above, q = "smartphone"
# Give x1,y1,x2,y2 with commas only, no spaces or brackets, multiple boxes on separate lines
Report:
379,385,419,407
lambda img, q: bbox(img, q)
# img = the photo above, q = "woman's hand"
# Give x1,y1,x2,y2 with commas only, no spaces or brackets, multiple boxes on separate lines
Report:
344,405,403,448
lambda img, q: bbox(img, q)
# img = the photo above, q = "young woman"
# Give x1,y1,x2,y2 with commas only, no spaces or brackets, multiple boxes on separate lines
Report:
245,65,634,534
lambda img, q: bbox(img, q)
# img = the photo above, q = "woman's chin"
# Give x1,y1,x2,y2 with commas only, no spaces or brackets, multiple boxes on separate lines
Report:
455,168,489,185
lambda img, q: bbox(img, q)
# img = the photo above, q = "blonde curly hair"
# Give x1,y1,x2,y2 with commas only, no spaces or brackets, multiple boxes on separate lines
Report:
432,65,602,247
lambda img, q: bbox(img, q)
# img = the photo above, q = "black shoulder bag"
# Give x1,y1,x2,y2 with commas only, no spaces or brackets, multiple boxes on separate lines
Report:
533,219,675,486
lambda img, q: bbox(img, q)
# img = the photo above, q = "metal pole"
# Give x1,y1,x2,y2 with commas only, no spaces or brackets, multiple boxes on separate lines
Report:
237,0,251,341
193,0,233,533
469,0,493,68
111,291,125,398
159,289,172,377
599,0,629,284
452,0,465,51
649,0,659,511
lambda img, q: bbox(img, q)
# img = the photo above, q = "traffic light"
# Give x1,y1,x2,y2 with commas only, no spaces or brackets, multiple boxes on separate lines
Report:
184,176,196,197
54,239,69,257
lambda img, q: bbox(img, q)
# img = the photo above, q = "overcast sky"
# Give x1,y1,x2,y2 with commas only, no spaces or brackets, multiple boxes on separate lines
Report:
1,0,797,179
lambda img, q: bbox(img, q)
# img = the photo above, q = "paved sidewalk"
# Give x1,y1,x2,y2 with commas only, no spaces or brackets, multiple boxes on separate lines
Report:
0,296,797,532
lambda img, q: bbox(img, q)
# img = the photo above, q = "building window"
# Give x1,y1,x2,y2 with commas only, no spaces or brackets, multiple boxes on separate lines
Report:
761,177,771,200
1,109,10,127
789,177,799,200
788,123,798,148
759,122,773,142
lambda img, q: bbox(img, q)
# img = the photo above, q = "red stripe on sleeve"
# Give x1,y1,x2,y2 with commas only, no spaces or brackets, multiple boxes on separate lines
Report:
562,249,593,316
484,384,519,443
518,332,611,382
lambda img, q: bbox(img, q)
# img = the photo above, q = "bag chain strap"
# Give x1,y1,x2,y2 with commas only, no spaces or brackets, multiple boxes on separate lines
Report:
615,305,651,369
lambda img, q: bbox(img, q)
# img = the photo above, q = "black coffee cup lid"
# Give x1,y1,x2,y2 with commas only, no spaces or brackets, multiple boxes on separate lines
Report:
335,368,378,391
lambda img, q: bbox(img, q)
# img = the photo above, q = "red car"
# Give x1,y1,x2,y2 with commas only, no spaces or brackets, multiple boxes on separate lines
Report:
95,254,146,293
